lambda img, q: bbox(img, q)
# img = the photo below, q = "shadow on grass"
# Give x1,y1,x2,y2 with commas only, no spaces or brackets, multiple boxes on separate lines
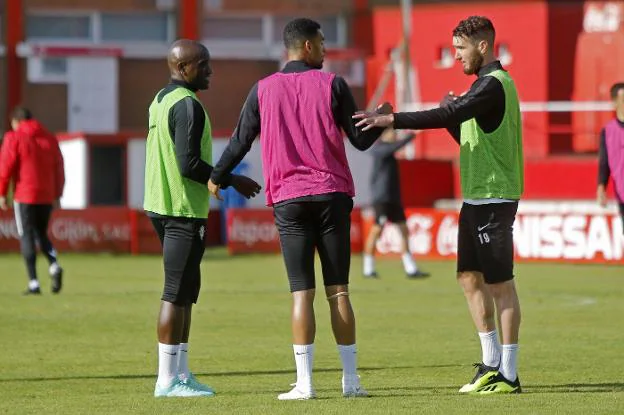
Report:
6,366,621,395
370,382,624,396
527,383,624,393
0,365,413,383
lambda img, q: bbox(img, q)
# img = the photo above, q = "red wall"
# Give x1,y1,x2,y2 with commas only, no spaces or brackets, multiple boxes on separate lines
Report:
547,3,585,153
368,1,585,159
399,158,455,207
572,2,624,152
572,32,624,152
450,156,609,200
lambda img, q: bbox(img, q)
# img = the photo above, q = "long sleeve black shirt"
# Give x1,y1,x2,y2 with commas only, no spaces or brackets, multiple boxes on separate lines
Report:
210,60,385,203
155,79,230,187
598,118,624,185
393,61,507,143
147,80,230,218
369,133,415,204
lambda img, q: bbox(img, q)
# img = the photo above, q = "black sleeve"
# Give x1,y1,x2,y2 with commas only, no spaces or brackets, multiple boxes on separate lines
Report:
170,97,215,185
598,128,610,186
393,76,501,131
370,134,415,158
332,76,385,151
210,83,261,186
446,125,461,144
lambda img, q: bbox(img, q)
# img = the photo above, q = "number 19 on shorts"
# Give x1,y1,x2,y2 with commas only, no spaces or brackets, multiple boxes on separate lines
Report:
478,232,490,245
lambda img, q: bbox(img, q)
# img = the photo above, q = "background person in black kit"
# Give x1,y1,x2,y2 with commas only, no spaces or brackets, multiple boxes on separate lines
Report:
363,128,430,279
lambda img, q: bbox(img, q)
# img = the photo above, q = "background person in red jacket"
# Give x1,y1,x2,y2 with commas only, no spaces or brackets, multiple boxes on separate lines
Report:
0,107,65,295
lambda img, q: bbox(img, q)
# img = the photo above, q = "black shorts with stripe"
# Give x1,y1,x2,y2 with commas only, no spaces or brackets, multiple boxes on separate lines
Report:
150,216,207,305
457,201,519,284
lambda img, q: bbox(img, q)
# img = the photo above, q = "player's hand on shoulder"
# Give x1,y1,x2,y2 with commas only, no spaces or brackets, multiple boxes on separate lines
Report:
230,175,262,199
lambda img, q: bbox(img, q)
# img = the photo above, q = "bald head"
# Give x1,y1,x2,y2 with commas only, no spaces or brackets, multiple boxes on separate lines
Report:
168,39,212,91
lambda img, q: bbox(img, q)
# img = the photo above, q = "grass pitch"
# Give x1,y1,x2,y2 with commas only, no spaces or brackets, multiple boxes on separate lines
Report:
1,250,622,414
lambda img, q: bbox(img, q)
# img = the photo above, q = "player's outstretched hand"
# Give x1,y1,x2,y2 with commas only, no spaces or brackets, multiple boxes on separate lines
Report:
0,196,8,211
231,174,262,199
375,102,394,114
441,91,458,107
352,102,395,131
352,112,394,131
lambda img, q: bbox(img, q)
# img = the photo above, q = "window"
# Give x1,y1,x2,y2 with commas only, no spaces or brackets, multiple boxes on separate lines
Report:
203,0,223,11
27,57,68,84
272,16,342,46
101,13,170,42
203,16,264,41
27,15,92,40
201,14,346,59
41,57,67,75
26,11,174,44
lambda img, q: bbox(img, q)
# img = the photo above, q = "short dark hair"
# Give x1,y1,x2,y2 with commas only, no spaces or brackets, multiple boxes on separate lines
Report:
453,16,495,43
610,83,624,99
283,18,321,50
11,106,33,121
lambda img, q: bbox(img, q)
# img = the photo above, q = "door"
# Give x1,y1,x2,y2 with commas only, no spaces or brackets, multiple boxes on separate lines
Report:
67,57,118,133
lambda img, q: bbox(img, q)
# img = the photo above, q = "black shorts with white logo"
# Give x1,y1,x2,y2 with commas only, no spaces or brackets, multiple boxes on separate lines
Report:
457,201,519,284
273,193,354,292
373,202,406,225
150,216,207,305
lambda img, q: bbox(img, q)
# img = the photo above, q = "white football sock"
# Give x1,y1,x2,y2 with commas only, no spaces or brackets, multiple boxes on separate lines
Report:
401,252,418,274
157,343,179,387
177,342,190,380
293,344,314,391
500,344,519,382
478,330,501,367
363,254,375,275
337,344,358,381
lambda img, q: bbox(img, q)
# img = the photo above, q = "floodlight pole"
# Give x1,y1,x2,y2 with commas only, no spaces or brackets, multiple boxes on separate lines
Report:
5,0,24,126
399,0,413,110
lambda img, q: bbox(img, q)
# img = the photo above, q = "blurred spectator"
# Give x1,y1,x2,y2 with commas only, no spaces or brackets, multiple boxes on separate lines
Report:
363,128,429,279
0,107,65,295
597,82,624,231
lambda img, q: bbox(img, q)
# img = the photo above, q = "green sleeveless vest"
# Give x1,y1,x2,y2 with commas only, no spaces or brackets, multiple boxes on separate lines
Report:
459,69,524,200
143,87,212,218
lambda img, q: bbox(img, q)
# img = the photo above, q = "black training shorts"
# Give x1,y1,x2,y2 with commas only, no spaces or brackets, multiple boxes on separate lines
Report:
457,201,518,284
151,216,206,305
373,202,406,226
273,194,354,292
